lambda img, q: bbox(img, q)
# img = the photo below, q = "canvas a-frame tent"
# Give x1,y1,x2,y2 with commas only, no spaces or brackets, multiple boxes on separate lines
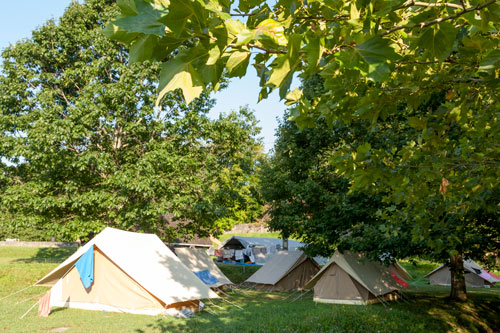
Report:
304,252,408,305
424,259,500,288
36,228,218,316
245,251,321,291
175,247,232,288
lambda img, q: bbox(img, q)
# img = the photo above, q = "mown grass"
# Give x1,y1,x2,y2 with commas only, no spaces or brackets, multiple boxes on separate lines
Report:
1,246,499,333
217,264,261,284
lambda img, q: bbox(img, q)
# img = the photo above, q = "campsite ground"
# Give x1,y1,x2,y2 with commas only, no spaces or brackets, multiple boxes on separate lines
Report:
1,246,499,332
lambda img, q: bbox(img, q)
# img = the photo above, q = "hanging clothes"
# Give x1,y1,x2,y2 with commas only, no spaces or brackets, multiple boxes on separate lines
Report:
194,270,219,285
75,245,94,289
38,290,51,317
235,250,244,260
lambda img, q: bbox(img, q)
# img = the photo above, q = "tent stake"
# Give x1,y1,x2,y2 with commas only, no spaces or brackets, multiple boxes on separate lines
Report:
220,296,244,310
20,300,40,319
15,292,47,305
291,289,312,303
0,285,35,302
284,289,302,300
216,288,233,298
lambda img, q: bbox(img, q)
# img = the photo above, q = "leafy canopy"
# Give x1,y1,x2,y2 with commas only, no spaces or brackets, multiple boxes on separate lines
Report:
106,0,500,298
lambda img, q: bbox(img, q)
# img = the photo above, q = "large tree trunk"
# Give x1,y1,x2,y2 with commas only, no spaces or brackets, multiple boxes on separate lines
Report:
449,254,467,301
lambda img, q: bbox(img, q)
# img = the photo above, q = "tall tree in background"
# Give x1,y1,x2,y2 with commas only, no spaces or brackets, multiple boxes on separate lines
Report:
106,0,500,300
261,77,417,259
0,0,263,242
260,77,385,257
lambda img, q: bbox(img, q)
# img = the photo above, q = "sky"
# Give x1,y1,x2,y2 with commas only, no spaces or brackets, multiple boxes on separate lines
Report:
0,1,293,152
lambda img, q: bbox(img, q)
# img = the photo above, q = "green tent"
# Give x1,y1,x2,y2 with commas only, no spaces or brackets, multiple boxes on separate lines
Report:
305,251,407,305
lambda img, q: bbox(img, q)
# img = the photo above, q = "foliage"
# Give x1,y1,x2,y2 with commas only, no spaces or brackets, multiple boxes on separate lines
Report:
0,0,263,241
106,0,500,297
1,246,500,332
261,109,392,257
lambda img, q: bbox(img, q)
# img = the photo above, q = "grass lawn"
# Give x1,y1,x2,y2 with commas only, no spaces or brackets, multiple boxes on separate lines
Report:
1,246,499,333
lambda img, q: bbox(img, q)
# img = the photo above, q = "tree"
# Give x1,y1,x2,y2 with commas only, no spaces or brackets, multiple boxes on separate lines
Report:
106,0,500,300
260,76,394,257
260,112,392,257
0,0,263,242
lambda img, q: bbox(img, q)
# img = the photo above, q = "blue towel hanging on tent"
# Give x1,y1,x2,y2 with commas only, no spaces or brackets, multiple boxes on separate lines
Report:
75,245,94,289
193,270,219,285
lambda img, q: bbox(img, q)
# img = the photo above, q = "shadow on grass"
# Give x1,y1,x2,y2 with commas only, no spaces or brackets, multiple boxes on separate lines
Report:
134,289,500,333
411,291,500,332
15,247,77,264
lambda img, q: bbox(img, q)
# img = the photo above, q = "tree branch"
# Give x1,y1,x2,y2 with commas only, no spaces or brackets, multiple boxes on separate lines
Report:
400,0,464,10
382,0,498,36
229,13,256,17
295,14,349,22
229,43,287,54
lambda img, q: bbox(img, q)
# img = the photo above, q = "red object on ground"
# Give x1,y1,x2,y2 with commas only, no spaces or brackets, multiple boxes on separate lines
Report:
38,290,51,317
392,272,409,287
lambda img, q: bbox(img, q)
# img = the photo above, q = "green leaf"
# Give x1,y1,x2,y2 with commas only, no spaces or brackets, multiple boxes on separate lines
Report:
157,0,196,37
478,49,500,74
355,36,399,64
304,35,324,72
117,0,138,16
102,23,138,44
129,34,159,63
206,45,221,65
236,29,255,46
226,50,250,78
199,62,224,86
287,33,302,60
198,0,231,20
254,19,287,46
408,117,427,130
367,63,391,82
157,49,207,104
356,142,371,157
113,0,167,36
416,22,457,61
285,88,302,106
267,55,290,89
409,8,439,25
225,19,246,36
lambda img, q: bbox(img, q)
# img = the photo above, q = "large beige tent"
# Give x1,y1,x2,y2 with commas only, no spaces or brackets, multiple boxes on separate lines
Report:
245,251,320,291
36,228,218,316
175,247,232,288
424,259,500,288
304,252,407,305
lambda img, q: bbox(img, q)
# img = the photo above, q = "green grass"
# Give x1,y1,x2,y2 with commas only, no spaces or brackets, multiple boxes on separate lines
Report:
1,246,499,333
217,264,261,284
217,232,282,243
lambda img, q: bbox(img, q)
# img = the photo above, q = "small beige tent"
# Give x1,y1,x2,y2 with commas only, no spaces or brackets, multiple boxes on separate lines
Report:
424,259,500,288
304,252,407,305
175,247,232,288
36,228,218,316
245,251,320,291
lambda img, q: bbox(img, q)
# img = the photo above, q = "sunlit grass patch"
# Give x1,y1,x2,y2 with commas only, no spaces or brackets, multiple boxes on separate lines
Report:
1,246,499,333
